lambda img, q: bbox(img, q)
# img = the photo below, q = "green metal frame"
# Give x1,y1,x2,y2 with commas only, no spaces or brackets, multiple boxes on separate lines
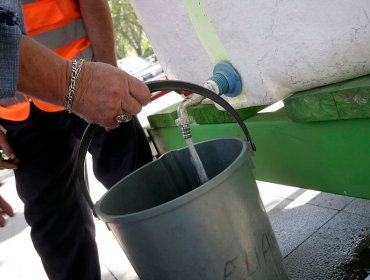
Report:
147,108,370,200
284,75,370,122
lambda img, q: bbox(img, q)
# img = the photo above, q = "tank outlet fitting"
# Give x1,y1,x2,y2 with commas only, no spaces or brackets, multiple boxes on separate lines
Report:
206,61,242,97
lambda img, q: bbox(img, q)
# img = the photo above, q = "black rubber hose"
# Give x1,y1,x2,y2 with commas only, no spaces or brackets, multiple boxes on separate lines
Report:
78,122,98,213
78,80,256,213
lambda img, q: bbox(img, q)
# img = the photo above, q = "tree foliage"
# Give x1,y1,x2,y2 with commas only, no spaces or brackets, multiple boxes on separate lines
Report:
108,0,151,59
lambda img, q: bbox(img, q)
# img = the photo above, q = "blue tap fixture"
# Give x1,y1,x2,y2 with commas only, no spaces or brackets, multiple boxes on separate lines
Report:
206,61,242,97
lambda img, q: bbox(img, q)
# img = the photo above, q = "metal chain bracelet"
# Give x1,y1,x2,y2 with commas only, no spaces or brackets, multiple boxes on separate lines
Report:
63,59,85,113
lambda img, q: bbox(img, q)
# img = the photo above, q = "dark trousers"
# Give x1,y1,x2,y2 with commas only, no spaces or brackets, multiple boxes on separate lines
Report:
0,103,152,280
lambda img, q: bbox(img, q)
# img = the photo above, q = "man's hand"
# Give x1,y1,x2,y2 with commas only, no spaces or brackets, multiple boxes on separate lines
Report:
0,195,14,227
72,62,151,130
0,127,19,170
17,36,151,130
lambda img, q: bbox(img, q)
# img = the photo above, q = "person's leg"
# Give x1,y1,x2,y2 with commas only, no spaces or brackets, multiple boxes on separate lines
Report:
70,114,153,189
1,105,100,280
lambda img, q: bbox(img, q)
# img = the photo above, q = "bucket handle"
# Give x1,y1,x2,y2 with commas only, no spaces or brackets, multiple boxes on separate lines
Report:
78,80,255,215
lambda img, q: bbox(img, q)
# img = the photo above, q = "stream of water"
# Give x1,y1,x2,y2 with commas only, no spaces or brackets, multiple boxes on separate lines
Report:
185,138,209,184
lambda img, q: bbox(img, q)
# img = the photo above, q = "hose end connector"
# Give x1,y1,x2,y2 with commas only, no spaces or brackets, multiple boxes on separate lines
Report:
206,61,242,97
175,116,194,139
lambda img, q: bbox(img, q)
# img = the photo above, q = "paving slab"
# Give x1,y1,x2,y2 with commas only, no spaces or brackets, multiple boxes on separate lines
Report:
343,198,370,218
284,211,370,280
265,197,337,257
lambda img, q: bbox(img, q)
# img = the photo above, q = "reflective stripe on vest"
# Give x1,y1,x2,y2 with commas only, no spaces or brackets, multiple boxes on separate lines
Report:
22,0,82,36
0,0,93,121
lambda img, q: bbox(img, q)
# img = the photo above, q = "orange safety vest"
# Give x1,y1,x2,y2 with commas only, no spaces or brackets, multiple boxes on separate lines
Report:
0,0,93,121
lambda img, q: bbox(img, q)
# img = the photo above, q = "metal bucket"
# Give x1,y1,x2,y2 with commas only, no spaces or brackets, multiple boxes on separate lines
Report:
94,137,288,280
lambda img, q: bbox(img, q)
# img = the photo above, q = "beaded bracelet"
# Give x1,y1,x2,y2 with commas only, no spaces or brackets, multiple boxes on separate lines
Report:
63,59,85,113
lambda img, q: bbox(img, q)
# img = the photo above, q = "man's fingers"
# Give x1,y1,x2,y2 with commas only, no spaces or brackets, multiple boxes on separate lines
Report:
71,63,151,130
0,195,15,227
1,145,16,160
0,214,6,227
0,196,14,217
0,128,16,160
128,77,151,106
0,158,19,170
0,161,18,170
120,97,142,116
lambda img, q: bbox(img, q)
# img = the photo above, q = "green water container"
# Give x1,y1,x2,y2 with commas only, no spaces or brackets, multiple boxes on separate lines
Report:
95,138,288,280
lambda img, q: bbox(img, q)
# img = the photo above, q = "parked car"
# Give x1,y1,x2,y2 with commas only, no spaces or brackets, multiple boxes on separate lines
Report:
117,56,164,82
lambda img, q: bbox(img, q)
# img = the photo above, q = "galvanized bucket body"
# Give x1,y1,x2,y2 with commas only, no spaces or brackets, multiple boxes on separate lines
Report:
95,138,288,280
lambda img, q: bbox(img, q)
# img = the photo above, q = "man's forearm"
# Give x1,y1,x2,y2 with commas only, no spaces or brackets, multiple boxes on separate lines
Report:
17,35,69,106
79,0,117,66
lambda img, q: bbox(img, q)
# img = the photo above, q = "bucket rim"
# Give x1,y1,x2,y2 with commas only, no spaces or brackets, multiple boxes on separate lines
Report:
95,137,250,223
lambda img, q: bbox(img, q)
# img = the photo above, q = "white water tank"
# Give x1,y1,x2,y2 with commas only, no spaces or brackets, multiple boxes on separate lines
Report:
131,0,370,108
